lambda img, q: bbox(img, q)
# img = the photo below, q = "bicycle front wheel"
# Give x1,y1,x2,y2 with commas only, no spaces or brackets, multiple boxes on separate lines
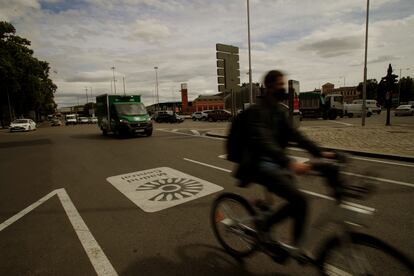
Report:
317,232,414,275
211,193,258,258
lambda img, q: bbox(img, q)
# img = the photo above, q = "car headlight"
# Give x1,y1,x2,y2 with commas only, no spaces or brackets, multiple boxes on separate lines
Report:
119,119,128,123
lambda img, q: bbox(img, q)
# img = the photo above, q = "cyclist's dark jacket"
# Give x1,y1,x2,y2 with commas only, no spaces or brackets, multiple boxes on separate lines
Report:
235,99,322,184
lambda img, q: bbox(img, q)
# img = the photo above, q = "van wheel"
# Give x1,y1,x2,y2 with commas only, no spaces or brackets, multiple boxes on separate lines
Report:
367,112,372,117
348,113,353,118
102,129,107,136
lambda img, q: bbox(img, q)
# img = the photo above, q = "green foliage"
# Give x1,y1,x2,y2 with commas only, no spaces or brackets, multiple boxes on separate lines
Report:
0,21,57,125
398,76,414,103
356,79,378,100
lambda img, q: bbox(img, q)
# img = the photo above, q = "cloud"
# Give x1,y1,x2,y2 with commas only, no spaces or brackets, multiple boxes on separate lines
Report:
3,0,413,107
126,19,171,43
298,36,363,58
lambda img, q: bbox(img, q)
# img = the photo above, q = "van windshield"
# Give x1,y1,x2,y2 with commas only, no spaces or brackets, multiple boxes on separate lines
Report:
115,103,147,116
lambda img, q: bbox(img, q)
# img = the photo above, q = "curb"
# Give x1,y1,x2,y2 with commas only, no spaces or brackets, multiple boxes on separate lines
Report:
205,132,414,163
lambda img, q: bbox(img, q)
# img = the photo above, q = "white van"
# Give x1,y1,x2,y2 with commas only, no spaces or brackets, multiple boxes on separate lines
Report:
352,99,381,114
344,104,373,118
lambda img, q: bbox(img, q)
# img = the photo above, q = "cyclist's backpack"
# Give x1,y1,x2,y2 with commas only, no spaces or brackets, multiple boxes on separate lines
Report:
226,109,250,163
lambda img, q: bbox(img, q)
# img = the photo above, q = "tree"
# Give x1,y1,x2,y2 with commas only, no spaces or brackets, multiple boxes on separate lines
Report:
356,79,378,100
398,76,414,103
0,21,57,127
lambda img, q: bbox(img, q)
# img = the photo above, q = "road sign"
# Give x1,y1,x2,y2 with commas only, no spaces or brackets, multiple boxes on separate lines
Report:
216,43,240,92
216,43,239,54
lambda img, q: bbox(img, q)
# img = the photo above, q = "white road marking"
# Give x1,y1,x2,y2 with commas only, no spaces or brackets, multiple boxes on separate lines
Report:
0,190,57,232
56,189,118,276
182,158,376,211
158,128,414,169
184,158,232,173
341,171,414,188
107,167,223,213
190,129,200,135
350,156,414,168
157,129,225,140
329,121,353,126
172,129,179,132
0,189,118,276
218,154,310,164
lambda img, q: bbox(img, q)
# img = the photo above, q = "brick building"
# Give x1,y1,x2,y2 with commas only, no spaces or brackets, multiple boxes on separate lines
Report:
192,95,225,111
321,82,360,103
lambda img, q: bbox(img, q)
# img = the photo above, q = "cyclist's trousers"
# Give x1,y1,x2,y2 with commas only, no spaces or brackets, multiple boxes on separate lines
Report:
255,160,341,245
255,166,306,245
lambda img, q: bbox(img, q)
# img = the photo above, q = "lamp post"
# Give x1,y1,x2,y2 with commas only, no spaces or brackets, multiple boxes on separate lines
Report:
247,0,253,105
361,0,370,127
111,66,117,94
154,67,159,111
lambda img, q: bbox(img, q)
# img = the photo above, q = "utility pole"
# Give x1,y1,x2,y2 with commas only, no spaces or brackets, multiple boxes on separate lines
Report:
361,0,370,127
123,76,126,96
90,87,93,102
85,87,89,104
247,0,253,105
111,66,117,94
154,67,159,111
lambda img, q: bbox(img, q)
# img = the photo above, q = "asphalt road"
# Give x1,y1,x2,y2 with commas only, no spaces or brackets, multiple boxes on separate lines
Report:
0,122,413,275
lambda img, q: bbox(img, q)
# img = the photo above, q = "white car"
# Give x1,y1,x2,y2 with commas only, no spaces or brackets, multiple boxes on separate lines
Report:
200,110,212,120
395,105,414,116
192,112,204,121
352,99,381,114
89,117,98,124
9,119,37,132
78,117,89,124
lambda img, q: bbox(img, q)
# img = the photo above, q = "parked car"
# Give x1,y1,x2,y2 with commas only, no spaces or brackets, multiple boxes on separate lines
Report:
51,118,62,126
352,99,381,114
155,112,183,123
200,110,212,120
9,119,37,132
344,104,373,118
89,117,98,124
65,114,77,125
206,109,232,122
192,112,204,121
395,105,414,116
78,117,89,124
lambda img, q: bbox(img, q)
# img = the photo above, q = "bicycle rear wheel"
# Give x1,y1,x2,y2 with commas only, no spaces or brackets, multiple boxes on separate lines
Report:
211,193,258,258
317,232,414,275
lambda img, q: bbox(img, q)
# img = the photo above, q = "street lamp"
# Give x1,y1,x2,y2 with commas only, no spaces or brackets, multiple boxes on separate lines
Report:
361,0,370,127
246,0,253,105
397,68,410,105
154,67,159,111
111,66,117,94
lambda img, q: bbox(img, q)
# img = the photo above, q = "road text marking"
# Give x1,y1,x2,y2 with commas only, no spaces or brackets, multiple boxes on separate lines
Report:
107,167,223,213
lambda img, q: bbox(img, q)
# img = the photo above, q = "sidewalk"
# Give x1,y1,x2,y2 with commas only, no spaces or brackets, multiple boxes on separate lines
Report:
206,124,414,162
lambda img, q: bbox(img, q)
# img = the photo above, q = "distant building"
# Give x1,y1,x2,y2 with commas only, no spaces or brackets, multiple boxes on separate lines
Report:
192,95,225,111
321,83,335,95
321,82,360,103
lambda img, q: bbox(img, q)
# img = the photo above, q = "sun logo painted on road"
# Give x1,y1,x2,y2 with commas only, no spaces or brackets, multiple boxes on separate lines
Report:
136,178,203,201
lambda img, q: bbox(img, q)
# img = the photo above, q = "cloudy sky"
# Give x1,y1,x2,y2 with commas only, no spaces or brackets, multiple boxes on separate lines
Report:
1,0,413,107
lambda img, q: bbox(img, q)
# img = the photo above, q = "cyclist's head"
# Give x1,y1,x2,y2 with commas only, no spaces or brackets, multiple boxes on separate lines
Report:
264,70,287,102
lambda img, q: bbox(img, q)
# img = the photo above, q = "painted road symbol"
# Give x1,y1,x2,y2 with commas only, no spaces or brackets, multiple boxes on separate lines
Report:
107,167,223,213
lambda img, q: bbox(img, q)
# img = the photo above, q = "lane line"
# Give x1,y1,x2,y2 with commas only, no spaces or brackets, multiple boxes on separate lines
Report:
218,154,310,164
56,189,118,276
183,158,231,173
329,121,353,126
190,130,200,136
0,190,57,232
172,129,179,132
158,128,413,168
350,156,414,168
156,129,225,140
341,172,414,188
183,158,375,211
0,189,118,276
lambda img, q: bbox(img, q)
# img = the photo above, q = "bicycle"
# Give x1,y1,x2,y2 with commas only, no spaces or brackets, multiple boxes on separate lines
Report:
210,153,414,275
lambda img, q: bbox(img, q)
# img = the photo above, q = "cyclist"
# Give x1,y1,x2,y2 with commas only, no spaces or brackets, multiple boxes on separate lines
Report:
234,70,340,250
